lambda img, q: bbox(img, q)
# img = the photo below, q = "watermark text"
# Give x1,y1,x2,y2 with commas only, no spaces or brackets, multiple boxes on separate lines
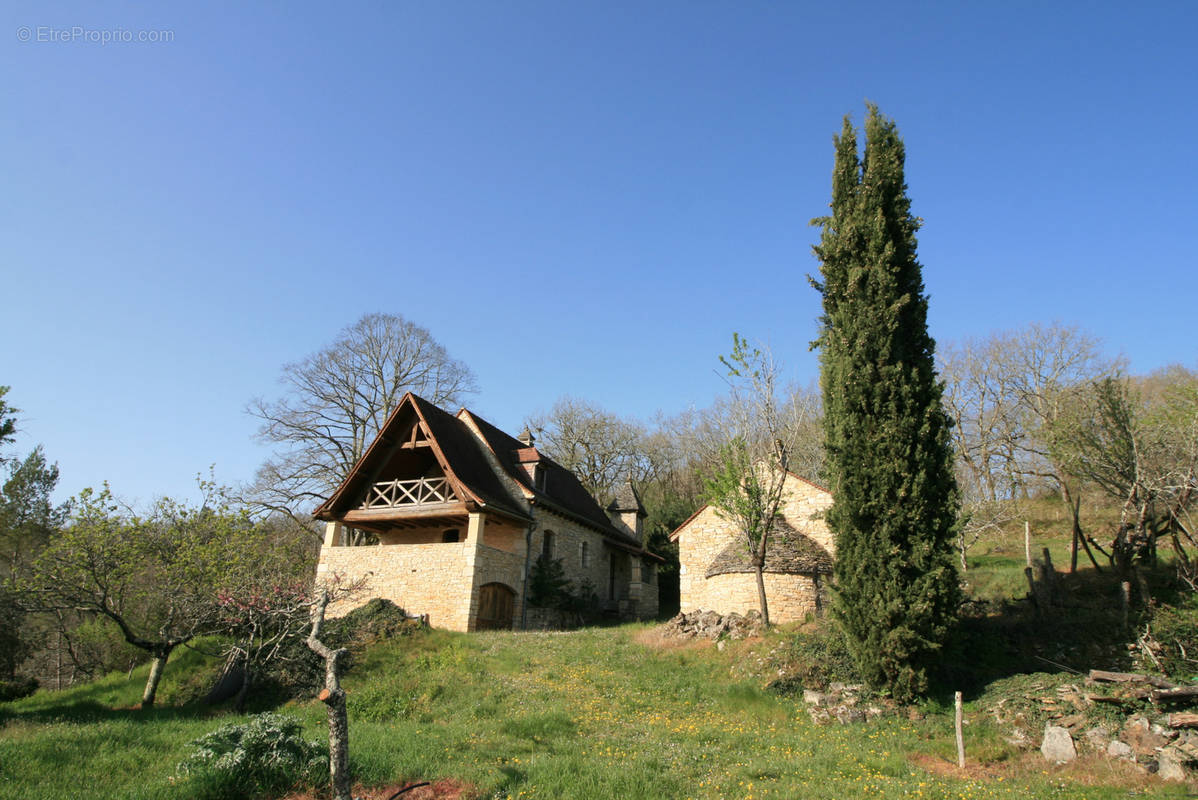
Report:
16,25,175,45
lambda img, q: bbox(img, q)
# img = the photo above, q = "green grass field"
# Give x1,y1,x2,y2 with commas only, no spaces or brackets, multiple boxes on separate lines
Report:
1,622,1188,799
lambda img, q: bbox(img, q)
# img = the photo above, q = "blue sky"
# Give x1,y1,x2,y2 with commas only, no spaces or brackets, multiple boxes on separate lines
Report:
3,1,1195,506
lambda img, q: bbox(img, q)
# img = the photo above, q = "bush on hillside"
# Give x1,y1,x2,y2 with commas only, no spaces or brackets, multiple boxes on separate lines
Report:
763,624,858,695
0,676,37,702
212,598,425,709
177,712,326,798
1138,596,1198,681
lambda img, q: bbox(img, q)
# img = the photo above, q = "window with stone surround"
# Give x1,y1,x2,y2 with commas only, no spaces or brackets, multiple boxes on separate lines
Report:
580,540,590,568
542,530,554,559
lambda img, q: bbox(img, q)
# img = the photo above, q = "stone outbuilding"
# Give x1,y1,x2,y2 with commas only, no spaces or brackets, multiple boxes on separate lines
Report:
669,472,834,624
314,392,661,631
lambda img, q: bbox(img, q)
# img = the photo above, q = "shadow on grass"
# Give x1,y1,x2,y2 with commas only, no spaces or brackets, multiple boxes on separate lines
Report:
937,561,1183,700
0,696,217,726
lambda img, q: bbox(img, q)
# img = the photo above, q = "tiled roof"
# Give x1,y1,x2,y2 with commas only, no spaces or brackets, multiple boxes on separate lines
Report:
314,393,529,522
460,410,646,550
704,526,833,577
606,480,645,516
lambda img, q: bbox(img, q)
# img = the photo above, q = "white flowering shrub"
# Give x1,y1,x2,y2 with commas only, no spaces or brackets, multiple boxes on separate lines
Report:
177,712,327,797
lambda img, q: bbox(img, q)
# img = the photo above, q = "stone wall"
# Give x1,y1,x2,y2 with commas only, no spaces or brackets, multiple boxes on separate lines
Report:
318,511,528,631
676,474,832,624
533,507,657,619
317,506,659,630
317,539,480,630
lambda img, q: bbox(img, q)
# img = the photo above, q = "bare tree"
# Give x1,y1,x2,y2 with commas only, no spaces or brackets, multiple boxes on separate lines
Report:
307,590,352,800
940,323,1120,572
940,337,1024,502
955,496,1019,572
1049,368,1198,587
247,313,477,541
524,397,647,504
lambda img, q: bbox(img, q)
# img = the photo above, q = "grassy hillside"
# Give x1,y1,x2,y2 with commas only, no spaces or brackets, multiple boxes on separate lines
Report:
2,495,1191,799
1,621,1189,799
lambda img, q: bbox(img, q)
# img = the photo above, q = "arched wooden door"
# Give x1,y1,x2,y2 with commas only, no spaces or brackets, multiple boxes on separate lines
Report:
475,583,516,630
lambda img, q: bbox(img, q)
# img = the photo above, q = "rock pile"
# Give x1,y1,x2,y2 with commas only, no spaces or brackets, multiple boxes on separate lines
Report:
663,609,763,640
801,683,890,725
1019,671,1198,782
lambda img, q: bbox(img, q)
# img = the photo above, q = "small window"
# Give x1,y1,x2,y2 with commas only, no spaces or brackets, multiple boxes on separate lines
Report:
441,529,460,543
643,559,654,584
542,531,554,559
534,465,547,491
580,541,590,568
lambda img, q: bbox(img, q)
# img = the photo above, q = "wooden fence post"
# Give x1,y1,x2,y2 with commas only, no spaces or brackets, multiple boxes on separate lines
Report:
955,691,965,768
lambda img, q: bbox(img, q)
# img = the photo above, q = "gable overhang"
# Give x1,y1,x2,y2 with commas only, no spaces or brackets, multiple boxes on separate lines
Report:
668,471,830,543
314,392,531,524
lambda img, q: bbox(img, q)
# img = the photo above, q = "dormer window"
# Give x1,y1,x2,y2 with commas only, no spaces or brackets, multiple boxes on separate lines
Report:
515,445,544,489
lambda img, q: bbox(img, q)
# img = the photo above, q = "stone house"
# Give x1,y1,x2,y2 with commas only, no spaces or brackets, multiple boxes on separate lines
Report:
669,472,834,624
313,392,660,631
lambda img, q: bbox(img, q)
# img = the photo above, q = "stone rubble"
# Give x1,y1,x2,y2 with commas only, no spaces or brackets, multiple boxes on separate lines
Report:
800,682,888,725
663,609,763,640
1018,672,1198,782
1041,725,1078,764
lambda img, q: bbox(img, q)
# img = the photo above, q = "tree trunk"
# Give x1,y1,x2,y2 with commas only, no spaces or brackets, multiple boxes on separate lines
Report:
141,646,172,708
234,665,252,714
1061,483,1101,571
753,564,770,628
320,682,351,800
307,592,352,800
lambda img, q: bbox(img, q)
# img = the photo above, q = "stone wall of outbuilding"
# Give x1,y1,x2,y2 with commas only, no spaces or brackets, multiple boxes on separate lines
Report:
675,474,832,624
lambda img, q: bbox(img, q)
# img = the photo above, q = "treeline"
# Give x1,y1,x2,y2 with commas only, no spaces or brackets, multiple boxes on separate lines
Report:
2,313,1193,698
519,323,1197,593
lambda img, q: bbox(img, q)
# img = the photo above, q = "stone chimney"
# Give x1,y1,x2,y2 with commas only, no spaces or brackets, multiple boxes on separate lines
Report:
514,430,544,489
606,479,646,544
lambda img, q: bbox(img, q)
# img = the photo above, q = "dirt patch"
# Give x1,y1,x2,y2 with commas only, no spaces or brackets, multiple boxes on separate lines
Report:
281,778,476,800
909,751,1162,791
632,626,714,651
908,753,1004,781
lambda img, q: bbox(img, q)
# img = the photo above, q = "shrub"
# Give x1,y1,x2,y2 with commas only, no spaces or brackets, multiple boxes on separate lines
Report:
0,676,37,702
528,555,600,617
528,554,572,608
763,623,858,695
177,712,326,798
242,598,424,706
1140,596,1198,680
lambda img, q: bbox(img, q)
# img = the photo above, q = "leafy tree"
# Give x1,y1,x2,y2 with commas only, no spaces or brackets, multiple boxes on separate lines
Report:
0,387,68,691
811,105,960,699
0,386,16,454
700,334,814,627
25,482,304,706
1,447,66,575
247,312,478,541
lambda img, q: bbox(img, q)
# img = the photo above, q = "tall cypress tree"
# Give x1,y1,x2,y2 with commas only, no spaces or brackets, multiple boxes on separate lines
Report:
811,105,960,700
